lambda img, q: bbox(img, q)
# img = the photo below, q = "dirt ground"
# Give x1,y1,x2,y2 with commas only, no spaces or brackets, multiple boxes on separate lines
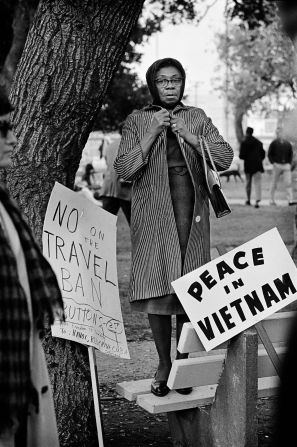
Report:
95,172,297,446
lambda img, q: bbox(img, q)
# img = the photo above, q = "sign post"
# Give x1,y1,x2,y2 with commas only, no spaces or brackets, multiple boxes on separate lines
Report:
42,182,130,444
88,346,104,447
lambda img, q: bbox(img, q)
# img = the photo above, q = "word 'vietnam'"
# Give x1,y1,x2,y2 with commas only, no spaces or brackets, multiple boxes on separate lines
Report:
197,273,295,340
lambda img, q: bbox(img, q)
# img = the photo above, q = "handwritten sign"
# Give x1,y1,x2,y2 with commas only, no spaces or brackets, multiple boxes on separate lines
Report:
172,228,297,351
42,182,130,359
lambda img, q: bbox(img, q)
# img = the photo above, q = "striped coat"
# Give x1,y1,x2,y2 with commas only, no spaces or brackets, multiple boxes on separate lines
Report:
114,104,233,302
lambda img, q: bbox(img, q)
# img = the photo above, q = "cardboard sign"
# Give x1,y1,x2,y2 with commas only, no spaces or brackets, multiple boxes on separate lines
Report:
42,182,130,359
172,228,297,351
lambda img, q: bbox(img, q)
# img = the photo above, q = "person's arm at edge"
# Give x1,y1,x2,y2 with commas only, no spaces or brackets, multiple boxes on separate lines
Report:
260,142,265,160
267,142,274,164
289,142,293,165
239,141,246,160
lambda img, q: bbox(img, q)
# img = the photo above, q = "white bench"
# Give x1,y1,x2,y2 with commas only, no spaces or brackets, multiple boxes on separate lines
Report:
117,311,295,446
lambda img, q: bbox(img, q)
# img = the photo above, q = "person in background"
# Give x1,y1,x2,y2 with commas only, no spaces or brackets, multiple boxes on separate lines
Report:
114,57,233,397
73,184,102,206
0,88,64,447
239,127,265,208
81,163,94,188
100,123,131,224
268,127,294,206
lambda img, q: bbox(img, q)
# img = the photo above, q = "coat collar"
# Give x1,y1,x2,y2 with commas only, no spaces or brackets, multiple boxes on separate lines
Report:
142,102,190,113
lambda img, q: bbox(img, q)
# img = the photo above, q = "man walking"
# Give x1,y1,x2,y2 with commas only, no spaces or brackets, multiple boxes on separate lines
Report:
268,127,294,206
239,127,265,208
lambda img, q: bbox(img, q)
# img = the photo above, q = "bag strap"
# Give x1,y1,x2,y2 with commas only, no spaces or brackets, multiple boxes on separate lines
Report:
199,136,222,189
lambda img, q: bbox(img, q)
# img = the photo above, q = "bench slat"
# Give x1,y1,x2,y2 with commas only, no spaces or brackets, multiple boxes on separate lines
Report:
167,346,286,389
116,378,152,401
177,312,296,354
136,376,279,414
167,354,224,390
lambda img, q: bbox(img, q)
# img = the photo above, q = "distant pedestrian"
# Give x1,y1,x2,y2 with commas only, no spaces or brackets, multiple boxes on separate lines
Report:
239,127,265,208
268,127,294,206
81,163,94,187
100,124,131,224
0,89,64,447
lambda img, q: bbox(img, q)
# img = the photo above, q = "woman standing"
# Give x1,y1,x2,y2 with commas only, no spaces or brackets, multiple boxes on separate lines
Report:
114,58,233,397
0,89,64,446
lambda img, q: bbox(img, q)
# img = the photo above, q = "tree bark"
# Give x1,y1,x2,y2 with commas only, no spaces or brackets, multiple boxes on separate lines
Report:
8,1,145,445
234,106,245,144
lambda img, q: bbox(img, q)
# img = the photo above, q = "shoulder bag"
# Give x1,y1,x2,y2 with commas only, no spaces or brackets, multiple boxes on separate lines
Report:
199,136,231,218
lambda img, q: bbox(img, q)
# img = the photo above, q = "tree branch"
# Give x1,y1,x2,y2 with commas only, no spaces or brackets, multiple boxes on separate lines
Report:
198,0,220,23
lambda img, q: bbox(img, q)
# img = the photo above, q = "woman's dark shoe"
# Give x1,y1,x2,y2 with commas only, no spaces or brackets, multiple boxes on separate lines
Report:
176,387,193,395
151,377,170,397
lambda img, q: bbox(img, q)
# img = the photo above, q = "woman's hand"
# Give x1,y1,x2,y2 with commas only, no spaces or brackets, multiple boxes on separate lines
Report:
140,109,170,158
170,116,199,147
170,116,191,141
149,109,170,137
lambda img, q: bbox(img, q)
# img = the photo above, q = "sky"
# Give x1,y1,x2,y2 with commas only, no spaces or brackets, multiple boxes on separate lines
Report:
135,0,227,105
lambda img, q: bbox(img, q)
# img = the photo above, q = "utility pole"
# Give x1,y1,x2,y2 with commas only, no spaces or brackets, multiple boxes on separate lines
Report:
194,82,199,107
224,0,230,141
155,32,159,60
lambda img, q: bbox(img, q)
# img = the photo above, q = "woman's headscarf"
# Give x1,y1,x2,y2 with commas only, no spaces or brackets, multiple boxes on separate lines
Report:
146,58,186,107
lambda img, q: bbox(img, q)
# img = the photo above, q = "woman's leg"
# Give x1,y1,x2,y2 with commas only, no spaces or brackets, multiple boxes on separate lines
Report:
176,314,190,360
245,173,252,204
270,164,281,203
148,314,172,380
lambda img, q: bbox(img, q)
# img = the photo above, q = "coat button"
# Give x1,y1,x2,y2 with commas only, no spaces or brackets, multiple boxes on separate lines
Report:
195,215,201,223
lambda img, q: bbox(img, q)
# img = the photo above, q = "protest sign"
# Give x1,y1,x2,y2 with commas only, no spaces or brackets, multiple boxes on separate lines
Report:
172,228,297,351
43,182,129,359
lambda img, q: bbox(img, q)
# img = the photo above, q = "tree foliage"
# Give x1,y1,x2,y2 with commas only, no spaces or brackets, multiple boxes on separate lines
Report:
217,19,296,142
226,0,276,28
228,0,297,39
94,68,151,131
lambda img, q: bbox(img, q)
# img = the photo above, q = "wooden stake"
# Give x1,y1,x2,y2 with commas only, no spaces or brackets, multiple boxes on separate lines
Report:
88,346,105,447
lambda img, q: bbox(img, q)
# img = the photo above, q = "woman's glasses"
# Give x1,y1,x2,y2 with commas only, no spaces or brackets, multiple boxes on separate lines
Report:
0,121,13,138
155,78,183,88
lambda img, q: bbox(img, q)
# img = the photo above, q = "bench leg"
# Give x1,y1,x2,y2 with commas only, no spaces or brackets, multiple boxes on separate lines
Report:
167,328,258,447
168,407,212,447
210,327,258,447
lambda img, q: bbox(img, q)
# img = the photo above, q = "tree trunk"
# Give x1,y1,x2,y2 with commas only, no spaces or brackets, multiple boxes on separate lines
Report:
234,106,245,144
8,1,145,445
